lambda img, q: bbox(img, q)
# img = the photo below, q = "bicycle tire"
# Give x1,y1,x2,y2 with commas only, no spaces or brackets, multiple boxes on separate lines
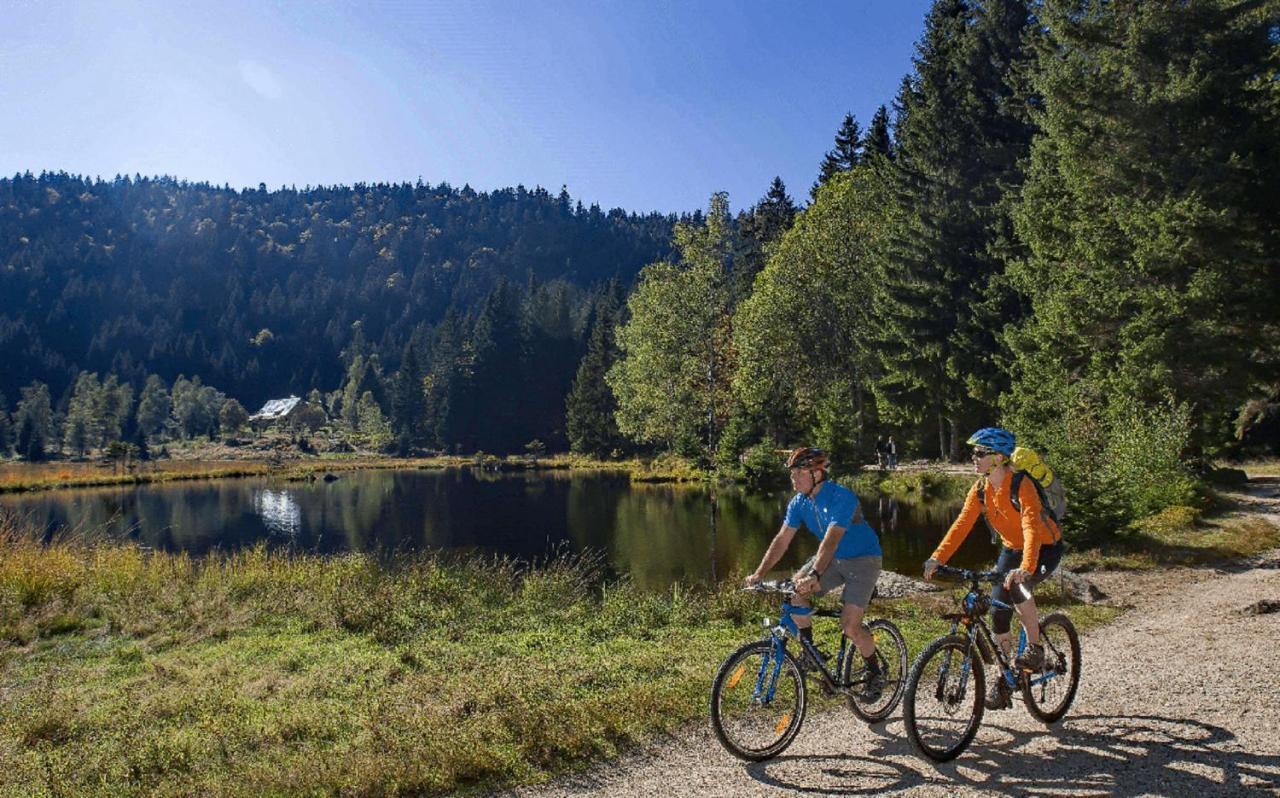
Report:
710,639,807,761
1020,612,1081,724
842,618,909,723
903,635,985,762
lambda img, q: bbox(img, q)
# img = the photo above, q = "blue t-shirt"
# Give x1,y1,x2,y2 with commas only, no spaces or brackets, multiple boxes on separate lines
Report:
784,481,881,559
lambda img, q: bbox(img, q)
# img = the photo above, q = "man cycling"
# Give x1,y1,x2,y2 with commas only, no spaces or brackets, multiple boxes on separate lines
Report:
745,447,884,698
923,427,1065,709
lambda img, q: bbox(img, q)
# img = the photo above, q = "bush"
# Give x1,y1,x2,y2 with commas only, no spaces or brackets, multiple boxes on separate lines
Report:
1020,394,1201,544
738,441,786,491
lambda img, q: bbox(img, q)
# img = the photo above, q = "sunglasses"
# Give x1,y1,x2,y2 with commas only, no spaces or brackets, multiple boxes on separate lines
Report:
971,448,998,459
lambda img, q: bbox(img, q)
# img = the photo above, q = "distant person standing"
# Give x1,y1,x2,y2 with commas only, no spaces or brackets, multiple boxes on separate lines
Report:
886,436,898,470
875,435,888,470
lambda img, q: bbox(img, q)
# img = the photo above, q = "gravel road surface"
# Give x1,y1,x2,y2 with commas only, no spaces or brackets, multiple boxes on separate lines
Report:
509,485,1280,798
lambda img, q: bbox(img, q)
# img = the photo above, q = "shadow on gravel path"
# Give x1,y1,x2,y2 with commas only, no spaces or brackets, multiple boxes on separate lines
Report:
748,714,1280,797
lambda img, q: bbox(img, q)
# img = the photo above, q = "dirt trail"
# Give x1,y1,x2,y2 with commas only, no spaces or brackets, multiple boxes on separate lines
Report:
509,484,1280,798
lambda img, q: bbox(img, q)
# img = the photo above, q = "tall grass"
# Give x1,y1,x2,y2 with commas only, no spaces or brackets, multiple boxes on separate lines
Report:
0,511,1120,797
0,512,758,796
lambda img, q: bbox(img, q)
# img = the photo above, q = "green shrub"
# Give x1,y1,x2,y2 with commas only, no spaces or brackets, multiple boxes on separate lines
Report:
1019,393,1201,544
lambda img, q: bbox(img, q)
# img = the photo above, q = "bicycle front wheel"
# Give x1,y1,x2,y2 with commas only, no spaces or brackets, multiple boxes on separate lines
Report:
843,618,909,723
710,639,807,761
903,635,985,762
1021,612,1081,724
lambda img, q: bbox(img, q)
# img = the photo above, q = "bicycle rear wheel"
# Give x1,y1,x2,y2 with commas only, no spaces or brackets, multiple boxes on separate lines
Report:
843,618,908,723
903,635,985,762
1021,612,1081,724
710,639,807,761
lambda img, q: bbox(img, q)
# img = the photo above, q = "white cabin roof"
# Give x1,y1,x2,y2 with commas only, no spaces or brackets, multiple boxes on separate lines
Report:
250,395,302,420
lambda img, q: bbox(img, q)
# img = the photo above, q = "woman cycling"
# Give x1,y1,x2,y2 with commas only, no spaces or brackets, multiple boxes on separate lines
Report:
922,427,1064,710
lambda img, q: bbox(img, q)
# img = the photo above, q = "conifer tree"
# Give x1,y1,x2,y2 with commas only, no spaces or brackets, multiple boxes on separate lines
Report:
136,375,171,441
870,0,1037,458
565,282,626,456
0,395,12,456
391,340,426,445
1005,0,1280,457
736,178,798,303
862,105,893,162
14,381,52,461
812,113,863,199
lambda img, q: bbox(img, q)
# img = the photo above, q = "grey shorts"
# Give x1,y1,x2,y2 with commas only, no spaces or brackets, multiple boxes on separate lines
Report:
801,554,882,608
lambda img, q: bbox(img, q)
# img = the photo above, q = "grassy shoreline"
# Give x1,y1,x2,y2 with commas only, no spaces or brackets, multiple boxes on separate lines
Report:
0,514,1123,798
0,452,717,496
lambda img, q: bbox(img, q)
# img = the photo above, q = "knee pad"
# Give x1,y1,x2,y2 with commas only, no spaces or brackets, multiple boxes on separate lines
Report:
991,606,1013,635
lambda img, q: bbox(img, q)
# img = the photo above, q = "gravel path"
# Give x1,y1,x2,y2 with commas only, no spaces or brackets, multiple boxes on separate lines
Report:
508,485,1280,798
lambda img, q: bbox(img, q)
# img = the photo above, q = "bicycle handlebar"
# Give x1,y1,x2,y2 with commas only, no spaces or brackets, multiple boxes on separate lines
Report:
933,564,1004,583
743,578,797,595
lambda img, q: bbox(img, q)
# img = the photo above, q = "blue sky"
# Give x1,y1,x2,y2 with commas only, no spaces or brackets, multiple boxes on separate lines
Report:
1,1,933,214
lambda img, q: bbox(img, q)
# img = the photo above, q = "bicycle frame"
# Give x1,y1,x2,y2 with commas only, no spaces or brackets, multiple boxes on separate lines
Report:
754,590,853,704
938,570,1063,694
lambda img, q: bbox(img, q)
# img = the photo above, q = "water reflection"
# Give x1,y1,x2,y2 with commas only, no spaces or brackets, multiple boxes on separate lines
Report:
0,469,996,590
254,489,301,539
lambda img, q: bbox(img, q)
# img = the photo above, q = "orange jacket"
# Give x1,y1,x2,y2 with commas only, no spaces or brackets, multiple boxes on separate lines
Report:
931,470,1062,573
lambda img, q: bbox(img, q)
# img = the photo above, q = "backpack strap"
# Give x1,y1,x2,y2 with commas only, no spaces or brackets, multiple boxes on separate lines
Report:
1011,471,1063,544
974,477,999,546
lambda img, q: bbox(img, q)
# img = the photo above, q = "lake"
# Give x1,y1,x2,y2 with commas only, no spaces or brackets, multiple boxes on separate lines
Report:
0,468,997,590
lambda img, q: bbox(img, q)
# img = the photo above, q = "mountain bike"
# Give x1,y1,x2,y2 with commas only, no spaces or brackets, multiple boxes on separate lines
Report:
710,579,908,761
902,565,1081,762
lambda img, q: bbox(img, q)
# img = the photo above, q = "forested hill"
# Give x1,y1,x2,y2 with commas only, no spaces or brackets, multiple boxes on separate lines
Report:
0,172,676,407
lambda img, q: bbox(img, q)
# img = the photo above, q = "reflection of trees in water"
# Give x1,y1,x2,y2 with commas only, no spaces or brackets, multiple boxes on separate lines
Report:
607,485,787,590
0,473,992,587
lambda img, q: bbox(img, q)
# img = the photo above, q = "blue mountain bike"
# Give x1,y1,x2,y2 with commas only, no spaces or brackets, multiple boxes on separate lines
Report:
902,565,1081,762
710,579,908,761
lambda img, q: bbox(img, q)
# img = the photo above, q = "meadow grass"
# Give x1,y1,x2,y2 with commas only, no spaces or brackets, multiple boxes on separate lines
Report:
0,512,1118,797
1064,504,1280,571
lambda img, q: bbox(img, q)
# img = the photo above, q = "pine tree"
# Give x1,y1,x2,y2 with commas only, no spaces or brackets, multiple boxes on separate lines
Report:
391,340,426,445
862,105,893,162
136,375,171,441
1005,0,1280,458
736,178,797,303
14,381,52,461
812,113,862,199
64,372,99,457
870,0,1037,458
565,282,626,456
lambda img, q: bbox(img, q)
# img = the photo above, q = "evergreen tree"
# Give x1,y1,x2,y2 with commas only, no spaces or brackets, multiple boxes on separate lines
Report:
736,178,798,304
870,0,1037,458
862,105,893,162
424,310,466,450
0,395,12,456
391,340,426,444
812,113,863,199
136,375,172,441
14,381,52,461
464,280,525,453
1005,0,1280,459
96,374,133,448
64,371,99,456
565,282,626,456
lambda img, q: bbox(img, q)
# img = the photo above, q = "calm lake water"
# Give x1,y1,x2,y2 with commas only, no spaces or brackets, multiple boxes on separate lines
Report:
0,469,996,590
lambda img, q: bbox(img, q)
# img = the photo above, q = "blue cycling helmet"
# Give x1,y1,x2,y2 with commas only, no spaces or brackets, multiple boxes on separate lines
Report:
966,427,1015,456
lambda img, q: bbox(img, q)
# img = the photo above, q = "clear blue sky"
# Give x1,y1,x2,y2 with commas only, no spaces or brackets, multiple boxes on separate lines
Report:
1,1,933,214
